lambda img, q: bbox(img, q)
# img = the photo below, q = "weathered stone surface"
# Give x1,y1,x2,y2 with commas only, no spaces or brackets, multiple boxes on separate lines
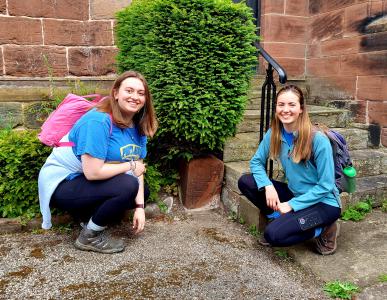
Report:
0,102,23,128
262,15,307,43
0,16,42,45
306,43,321,58
368,101,387,126
309,0,356,15
262,0,284,14
343,2,369,37
307,76,357,100
68,47,118,76
382,127,387,147
262,42,306,59
276,57,305,78
4,46,67,77
351,149,386,177
223,133,258,163
320,36,360,56
341,51,387,76
179,155,224,209
44,19,113,46
357,75,387,101
285,0,308,16
8,0,88,20
306,57,341,77
310,10,343,42
360,31,387,52
221,187,241,215
0,48,3,75
0,0,6,14
238,196,260,228
334,127,369,150
23,102,46,129
90,0,132,20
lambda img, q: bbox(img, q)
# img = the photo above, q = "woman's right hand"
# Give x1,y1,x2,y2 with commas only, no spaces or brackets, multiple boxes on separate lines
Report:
265,185,280,211
130,160,146,177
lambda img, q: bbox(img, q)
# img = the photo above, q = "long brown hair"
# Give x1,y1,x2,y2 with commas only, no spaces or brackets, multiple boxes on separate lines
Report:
96,71,158,137
269,85,313,163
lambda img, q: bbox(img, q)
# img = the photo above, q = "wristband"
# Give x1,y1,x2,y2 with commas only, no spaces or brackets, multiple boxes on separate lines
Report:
135,204,144,209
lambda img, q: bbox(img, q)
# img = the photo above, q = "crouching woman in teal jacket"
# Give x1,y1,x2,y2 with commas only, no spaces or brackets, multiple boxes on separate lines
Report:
238,85,341,255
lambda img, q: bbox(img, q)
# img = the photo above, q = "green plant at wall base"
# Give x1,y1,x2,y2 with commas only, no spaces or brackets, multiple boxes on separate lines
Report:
248,224,259,237
341,198,373,221
274,249,289,259
323,281,360,299
115,0,258,164
378,274,387,282
381,199,387,213
0,129,52,218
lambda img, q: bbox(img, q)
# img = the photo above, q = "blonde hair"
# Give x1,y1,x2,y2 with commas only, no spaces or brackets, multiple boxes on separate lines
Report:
269,85,313,163
96,71,158,137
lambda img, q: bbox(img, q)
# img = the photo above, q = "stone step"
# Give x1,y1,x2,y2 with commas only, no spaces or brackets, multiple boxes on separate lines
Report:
237,105,352,133
224,149,387,195
224,127,378,163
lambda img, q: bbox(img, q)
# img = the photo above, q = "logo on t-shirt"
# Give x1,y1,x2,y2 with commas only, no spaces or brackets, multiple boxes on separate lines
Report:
120,144,141,161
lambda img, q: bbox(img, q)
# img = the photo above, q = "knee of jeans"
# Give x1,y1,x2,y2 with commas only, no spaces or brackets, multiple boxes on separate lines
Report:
264,225,279,245
115,174,139,202
237,174,249,193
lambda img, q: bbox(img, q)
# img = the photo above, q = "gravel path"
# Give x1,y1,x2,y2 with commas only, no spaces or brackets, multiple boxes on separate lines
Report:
0,210,328,300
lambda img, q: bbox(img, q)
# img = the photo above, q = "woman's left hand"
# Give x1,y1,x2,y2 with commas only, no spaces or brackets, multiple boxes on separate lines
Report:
278,202,293,214
132,208,145,234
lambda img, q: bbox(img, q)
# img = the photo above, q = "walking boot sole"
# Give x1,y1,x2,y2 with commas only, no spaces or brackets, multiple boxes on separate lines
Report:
74,239,125,254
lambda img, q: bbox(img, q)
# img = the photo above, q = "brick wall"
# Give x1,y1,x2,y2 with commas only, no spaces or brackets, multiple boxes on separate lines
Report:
260,0,387,146
0,0,132,78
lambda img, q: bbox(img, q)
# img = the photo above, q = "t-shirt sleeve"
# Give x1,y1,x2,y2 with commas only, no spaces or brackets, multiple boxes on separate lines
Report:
140,135,147,159
71,117,111,160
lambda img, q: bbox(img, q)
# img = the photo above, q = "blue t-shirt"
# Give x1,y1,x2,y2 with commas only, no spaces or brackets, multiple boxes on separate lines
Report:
67,109,147,179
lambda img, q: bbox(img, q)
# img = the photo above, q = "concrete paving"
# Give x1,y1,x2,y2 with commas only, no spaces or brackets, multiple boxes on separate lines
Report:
0,203,385,299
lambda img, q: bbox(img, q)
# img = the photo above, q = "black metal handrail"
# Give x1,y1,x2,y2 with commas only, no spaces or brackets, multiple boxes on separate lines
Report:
255,42,287,177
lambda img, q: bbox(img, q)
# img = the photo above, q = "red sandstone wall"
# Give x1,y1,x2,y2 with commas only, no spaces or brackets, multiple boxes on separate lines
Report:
0,0,132,78
260,0,387,146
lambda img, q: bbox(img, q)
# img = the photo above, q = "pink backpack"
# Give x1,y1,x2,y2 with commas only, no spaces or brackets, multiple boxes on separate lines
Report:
38,94,107,147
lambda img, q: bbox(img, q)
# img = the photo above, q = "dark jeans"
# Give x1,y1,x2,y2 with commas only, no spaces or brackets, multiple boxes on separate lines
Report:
51,174,149,227
238,174,341,247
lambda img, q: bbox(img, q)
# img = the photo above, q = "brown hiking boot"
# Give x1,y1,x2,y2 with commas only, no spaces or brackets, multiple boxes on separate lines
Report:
315,222,340,255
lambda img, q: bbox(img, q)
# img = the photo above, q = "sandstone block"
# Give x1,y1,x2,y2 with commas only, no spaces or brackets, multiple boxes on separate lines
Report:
306,43,321,58
0,48,2,74
179,155,224,209
4,46,67,77
307,57,341,77
276,57,305,78
262,15,307,43
44,19,113,46
307,76,357,100
286,0,308,16
238,196,260,229
368,101,387,126
262,0,284,14
91,0,132,20
8,0,88,20
357,75,387,101
261,42,306,59
310,10,344,42
0,16,42,45
68,47,118,76
0,0,6,14
309,0,357,15
320,36,360,56
382,128,387,147
221,187,240,215
23,102,46,129
340,51,387,76
360,31,387,52
344,2,369,37
0,102,23,128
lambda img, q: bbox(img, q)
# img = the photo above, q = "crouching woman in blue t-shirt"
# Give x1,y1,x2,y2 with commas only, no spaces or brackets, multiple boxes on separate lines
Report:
38,71,158,254
238,85,341,255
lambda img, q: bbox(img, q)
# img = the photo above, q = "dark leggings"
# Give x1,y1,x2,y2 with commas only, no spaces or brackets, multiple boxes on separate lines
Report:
238,174,341,247
51,174,149,227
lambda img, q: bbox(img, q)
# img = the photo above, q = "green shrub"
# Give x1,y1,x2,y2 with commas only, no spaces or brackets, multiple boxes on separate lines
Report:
116,0,257,163
0,129,51,218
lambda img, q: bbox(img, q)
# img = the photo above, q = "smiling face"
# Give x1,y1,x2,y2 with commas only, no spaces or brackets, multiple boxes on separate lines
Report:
114,77,146,118
275,90,303,132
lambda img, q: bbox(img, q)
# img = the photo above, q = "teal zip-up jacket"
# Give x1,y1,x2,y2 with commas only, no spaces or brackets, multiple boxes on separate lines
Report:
250,128,341,211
